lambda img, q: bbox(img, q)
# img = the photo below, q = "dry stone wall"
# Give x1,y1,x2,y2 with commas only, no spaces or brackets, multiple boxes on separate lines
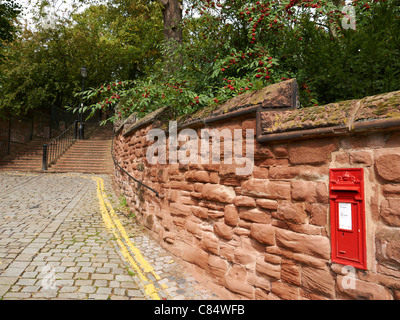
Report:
112,80,400,300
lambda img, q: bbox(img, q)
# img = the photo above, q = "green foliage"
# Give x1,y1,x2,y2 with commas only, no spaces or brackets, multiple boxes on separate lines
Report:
83,0,400,124
0,0,20,42
283,0,400,104
0,0,21,62
2,0,399,121
0,0,163,116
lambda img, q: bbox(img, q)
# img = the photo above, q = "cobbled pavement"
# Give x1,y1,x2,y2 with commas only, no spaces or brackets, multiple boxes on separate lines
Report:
0,171,219,300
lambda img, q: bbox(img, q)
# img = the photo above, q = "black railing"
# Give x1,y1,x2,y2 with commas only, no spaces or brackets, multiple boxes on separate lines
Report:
42,121,77,171
111,128,160,198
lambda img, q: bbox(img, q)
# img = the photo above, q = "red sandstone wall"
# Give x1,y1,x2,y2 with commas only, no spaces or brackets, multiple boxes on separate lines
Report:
112,115,400,300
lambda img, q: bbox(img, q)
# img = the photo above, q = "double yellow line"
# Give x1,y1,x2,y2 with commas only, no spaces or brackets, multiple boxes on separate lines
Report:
92,176,167,300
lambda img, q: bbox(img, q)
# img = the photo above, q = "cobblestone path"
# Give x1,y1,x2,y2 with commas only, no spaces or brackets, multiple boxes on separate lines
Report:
0,172,219,300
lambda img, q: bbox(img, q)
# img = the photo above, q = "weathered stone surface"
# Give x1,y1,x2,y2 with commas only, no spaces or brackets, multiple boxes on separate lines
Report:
264,253,281,265
281,260,301,286
375,225,400,267
241,179,290,199
254,145,274,160
380,199,400,227
234,227,251,236
273,144,289,158
275,202,308,224
233,196,256,207
382,184,400,197
269,166,328,181
233,248,256,266
271,281,298,300
185,220,202,237
307,203,328,227
255,257,281,280
275,228,330,260
169,203,191,217
342,134,386,150
261,100,353,135
252,166,269,179
250,224,275,245
199,78,298,123
191,206,208,219
350,150,373,166
354,91,400,123
288,139,339,165
316,181,329,204
336,277,392,300
242,118,257,134
163,231,175,244
208,255,228,279
247,273,271,293
224,204,239,226
220,243,235,262
301,266,335,298
168,181,195,191
218,164,239,178
201,233,219,255
256,199,278,210
291,180,316,203
186,170,210,183
223,265,254,299
223,276,254,299
239,208,270,224
181,245,209,270
214,222,234,240
207,210,225,219
202,183,236,203
375,153,400,182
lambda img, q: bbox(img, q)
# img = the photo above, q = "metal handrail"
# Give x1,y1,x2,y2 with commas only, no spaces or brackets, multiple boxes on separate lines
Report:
111,127,159,198
42,121,77,170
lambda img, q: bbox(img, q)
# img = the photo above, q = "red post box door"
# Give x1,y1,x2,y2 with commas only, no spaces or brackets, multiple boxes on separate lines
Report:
330,168,367,270
335,201,360,262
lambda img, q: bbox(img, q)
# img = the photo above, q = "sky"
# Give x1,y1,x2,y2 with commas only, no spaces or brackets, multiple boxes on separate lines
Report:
15,0,93,28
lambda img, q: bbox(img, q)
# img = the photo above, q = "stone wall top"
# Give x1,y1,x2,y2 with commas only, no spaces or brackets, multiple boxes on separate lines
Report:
115,79,299,135
176,78,299,128
115,79,400,143
258,90,400,142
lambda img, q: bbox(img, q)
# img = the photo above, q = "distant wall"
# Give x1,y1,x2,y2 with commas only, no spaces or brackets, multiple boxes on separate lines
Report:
0,107,80,157
112,80,400,300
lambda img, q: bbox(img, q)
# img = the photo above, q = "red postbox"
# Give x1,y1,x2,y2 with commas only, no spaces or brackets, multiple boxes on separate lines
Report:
329,168,367,270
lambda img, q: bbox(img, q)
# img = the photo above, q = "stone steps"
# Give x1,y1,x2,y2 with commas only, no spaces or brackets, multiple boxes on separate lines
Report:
49,124,113,173
0,138,48,171
0,124,114,173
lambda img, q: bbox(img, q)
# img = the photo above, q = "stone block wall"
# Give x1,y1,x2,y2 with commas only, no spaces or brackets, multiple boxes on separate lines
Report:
112,80,400,300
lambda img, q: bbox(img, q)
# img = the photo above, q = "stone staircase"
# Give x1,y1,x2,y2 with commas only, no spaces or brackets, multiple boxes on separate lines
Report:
49,124,114,174
0,124,114,174
0,138,48,171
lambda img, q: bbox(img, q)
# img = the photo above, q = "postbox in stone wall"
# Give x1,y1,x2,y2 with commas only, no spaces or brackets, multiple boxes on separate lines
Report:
329,168,367,270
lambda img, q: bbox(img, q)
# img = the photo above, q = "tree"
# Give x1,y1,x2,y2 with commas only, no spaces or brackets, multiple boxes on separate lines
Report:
0,0,164,116
160,0,182,43
0,0,21,61
82,0,400,124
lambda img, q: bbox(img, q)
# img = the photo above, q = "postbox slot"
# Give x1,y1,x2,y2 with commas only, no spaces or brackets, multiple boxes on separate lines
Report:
330,186,360,192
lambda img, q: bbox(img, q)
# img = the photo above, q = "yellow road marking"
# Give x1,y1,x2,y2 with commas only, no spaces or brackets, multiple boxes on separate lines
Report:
91,176,166,300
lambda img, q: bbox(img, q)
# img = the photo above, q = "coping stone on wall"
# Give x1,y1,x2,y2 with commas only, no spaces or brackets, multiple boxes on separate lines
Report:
113,79,400,143
257,90,400,143
116,79,299,136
